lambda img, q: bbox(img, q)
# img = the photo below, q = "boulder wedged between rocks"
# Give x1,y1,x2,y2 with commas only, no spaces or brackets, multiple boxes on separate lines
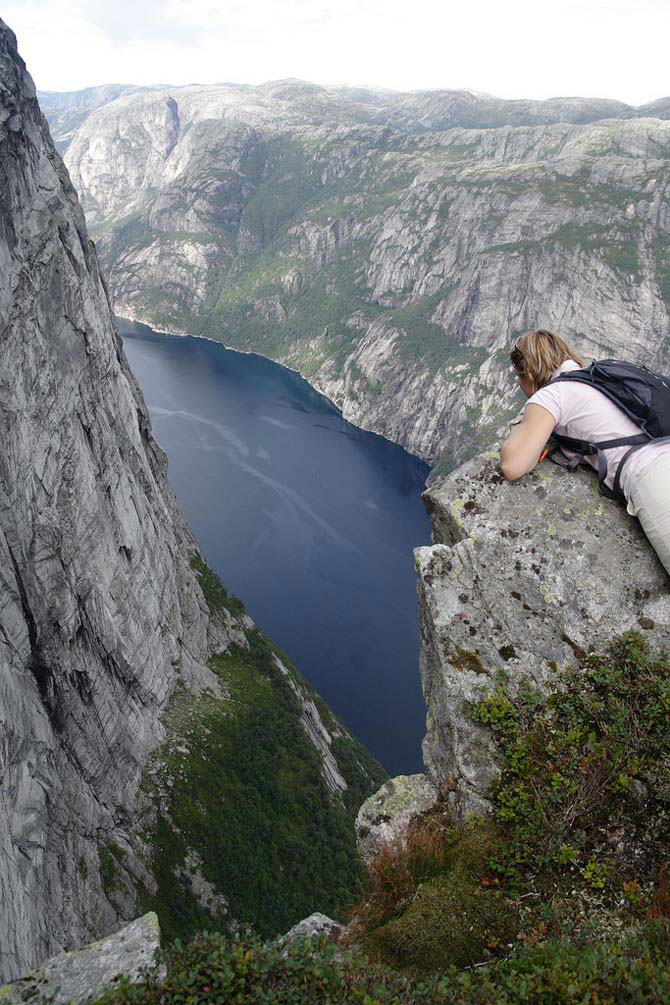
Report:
357,451,670,857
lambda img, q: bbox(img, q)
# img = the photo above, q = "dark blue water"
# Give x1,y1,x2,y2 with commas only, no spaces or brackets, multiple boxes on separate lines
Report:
119,318,432,774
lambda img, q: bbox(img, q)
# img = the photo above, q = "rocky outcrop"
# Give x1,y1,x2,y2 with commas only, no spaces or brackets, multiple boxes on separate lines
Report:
38,78,670,475
356,452,670,862
281,913,342,944
355,774,439,867
0,914,161,1005
0,20,382,982
416,453,670,820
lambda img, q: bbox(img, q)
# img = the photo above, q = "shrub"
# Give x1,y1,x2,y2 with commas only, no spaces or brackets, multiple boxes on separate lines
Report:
348,812,453,936
471,631,670,897
92,922,670,1005
347,632,670,980
356,821,519,973
446,920,670,1004
93,932,449,1005
190,551,245,617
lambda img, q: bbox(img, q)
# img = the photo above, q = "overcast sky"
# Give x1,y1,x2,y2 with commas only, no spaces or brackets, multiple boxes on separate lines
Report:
4,0,669,105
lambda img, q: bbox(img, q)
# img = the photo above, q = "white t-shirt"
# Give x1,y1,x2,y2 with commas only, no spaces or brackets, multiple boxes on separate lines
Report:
527,359,670,506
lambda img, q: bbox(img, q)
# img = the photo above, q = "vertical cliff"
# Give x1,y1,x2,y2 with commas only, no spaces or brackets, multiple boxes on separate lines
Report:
0,20,383,982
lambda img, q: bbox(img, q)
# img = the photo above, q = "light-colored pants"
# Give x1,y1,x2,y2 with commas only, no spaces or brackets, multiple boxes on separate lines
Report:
627,454,670,579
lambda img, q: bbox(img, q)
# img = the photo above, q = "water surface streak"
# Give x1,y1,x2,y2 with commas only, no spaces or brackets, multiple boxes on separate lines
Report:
120,318,432,774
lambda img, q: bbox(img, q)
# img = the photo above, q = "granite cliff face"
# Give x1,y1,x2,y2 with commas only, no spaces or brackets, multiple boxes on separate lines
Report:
0,23,383,983
42,81,670,473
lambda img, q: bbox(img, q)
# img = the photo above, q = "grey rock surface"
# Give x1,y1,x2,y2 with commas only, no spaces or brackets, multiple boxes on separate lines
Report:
355,773,439,866
416,453,670,820
282,912,342,943
273,654,347,794
0,913,160,1005
0,18,226,980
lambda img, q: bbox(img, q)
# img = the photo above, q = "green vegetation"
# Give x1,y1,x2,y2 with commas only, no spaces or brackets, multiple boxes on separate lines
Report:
351,631,670,978
190,551,245,617
360,824,518,973
237,137,326,248
206,241,383,377
379,290,466,373
93,923,670,1004
134,556,385,944
471,631,670,892
93,632,670,1004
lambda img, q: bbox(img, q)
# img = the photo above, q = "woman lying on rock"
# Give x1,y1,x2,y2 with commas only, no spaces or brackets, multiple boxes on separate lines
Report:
500,328,670,576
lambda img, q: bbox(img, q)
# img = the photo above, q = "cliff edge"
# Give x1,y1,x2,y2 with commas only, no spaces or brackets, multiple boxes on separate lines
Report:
357,451,670,853
416,452,670,817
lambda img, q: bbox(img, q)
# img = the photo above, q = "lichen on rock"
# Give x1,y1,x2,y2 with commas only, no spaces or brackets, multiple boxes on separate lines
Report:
0,914,160,1005
355,774,439,867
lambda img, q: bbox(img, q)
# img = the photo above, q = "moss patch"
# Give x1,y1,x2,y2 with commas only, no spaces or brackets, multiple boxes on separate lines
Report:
451,647,485,674
362,826,518,972
99,841,127,902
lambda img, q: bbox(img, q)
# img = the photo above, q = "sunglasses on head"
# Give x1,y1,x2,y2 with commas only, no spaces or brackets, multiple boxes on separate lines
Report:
510,338,525,373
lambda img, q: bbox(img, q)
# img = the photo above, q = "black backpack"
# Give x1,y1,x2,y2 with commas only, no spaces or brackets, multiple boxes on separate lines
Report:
546,359,670,503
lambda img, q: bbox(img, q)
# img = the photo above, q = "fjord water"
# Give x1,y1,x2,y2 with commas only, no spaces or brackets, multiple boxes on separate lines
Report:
120,319,431,773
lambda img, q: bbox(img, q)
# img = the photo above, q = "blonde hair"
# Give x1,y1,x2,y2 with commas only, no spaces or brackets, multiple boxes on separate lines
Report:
510,329,586,391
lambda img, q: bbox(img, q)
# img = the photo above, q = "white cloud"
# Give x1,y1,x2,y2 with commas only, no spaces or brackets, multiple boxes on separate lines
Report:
3,0,669,104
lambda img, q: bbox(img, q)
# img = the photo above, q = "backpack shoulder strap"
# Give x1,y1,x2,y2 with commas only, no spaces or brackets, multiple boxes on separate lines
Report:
549,430,649,503
611,434,670,501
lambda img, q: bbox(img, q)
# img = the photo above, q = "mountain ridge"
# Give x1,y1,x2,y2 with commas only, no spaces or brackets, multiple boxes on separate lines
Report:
45,80,670,474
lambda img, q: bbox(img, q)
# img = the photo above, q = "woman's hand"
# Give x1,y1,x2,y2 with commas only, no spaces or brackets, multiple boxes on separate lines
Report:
500,403,557,480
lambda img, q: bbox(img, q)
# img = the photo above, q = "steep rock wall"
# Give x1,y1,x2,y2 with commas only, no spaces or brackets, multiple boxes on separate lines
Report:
0,22,383,981
0,20,221,978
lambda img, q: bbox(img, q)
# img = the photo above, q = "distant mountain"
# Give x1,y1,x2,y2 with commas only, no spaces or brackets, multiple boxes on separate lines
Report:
40,80,670,150
42,80,670,472
37,84,159,151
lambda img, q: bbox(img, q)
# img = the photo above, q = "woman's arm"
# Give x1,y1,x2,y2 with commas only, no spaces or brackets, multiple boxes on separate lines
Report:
500,403,557,480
